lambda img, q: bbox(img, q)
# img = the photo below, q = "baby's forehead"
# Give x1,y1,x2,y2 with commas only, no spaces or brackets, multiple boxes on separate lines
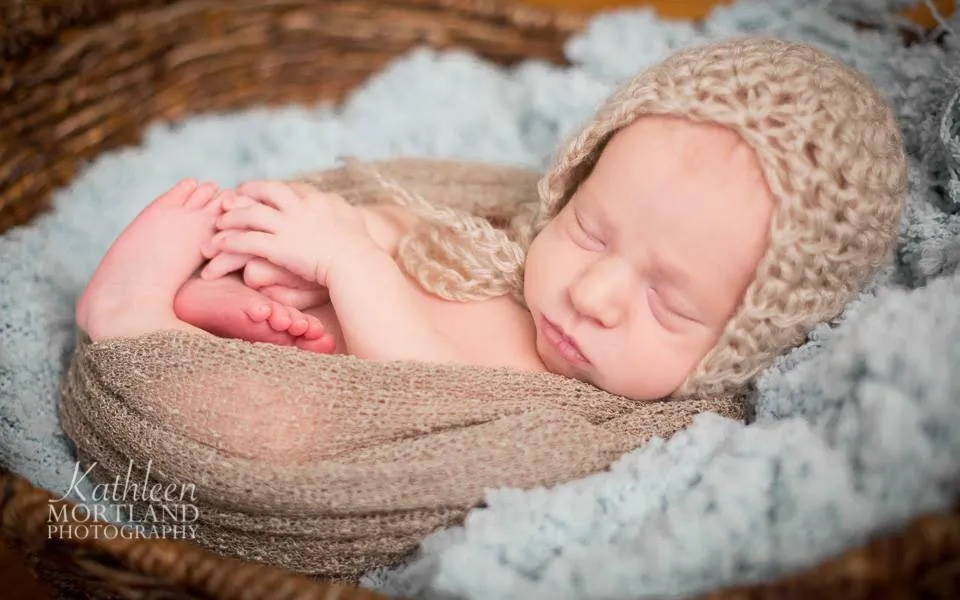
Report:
590,117,769,202
621,116,757,170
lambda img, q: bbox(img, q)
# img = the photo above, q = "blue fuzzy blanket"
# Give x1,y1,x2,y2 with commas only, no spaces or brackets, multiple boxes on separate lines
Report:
1,1,958,598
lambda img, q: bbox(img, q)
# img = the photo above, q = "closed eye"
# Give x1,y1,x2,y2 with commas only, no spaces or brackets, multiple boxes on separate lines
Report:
573,211,605,250
647,287,697,326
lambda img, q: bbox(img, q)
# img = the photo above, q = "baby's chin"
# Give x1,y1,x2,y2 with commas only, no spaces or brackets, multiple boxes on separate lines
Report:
538,350,569,378
536,348,667,400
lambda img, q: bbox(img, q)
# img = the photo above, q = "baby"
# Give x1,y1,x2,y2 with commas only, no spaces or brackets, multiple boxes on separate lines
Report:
74,38,907,401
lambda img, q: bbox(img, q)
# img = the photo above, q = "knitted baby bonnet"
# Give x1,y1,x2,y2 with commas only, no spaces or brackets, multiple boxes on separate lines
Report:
530,37,907,398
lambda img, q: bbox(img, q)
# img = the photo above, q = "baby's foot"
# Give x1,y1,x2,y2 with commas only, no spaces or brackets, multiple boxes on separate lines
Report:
76,179,221,341
174,274,335,352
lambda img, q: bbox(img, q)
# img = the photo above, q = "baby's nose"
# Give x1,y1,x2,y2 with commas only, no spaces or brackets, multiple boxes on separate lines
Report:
581,297,624,328
570,261,631,328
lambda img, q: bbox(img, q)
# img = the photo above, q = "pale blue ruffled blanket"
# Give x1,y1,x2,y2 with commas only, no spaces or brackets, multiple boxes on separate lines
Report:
1,1,958,598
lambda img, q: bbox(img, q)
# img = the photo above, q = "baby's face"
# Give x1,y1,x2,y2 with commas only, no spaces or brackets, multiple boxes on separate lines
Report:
524,115,775,400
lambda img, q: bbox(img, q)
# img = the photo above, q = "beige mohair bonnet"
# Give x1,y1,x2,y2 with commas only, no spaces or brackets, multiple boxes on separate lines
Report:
530,36,908,398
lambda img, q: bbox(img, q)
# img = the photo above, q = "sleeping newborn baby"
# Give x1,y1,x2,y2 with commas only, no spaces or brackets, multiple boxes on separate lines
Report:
74,37,907,401
189,113,773,402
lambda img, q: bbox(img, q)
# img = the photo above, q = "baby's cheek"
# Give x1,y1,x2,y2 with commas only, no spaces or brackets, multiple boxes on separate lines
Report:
541,235,577,281
606,326,688,400
523,239,553,297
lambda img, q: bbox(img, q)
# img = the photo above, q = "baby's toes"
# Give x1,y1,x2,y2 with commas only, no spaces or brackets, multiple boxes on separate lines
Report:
243,300,271,323
266,302,293,332
286,308,310,337
297,333,337,354
302,316,327,340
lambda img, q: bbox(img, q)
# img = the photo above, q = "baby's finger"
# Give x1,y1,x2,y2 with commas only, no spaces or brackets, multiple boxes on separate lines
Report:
259,284,329,310
289,182,348,208
200,237,218,259
222,193,257,211
213,230,276,262
217,203,283,233
200,252,252,280
236,180,300,210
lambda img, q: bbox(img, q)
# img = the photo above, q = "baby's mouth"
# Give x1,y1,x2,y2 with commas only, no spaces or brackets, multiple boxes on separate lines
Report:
541,316,590,366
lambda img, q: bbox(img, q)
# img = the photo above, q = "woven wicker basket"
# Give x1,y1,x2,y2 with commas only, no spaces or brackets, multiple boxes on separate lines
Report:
1,1,959,598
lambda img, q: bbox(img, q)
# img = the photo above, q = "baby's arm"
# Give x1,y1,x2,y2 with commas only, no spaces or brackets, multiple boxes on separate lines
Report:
326,241,468,364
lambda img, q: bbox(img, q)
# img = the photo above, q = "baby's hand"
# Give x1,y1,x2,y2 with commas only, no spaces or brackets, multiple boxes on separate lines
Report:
200,192,259,279
198,190,257,279
205,181,373,286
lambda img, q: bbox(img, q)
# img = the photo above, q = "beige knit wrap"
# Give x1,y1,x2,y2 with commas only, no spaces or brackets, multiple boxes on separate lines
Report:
532,37,908,397
59,158,745,581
